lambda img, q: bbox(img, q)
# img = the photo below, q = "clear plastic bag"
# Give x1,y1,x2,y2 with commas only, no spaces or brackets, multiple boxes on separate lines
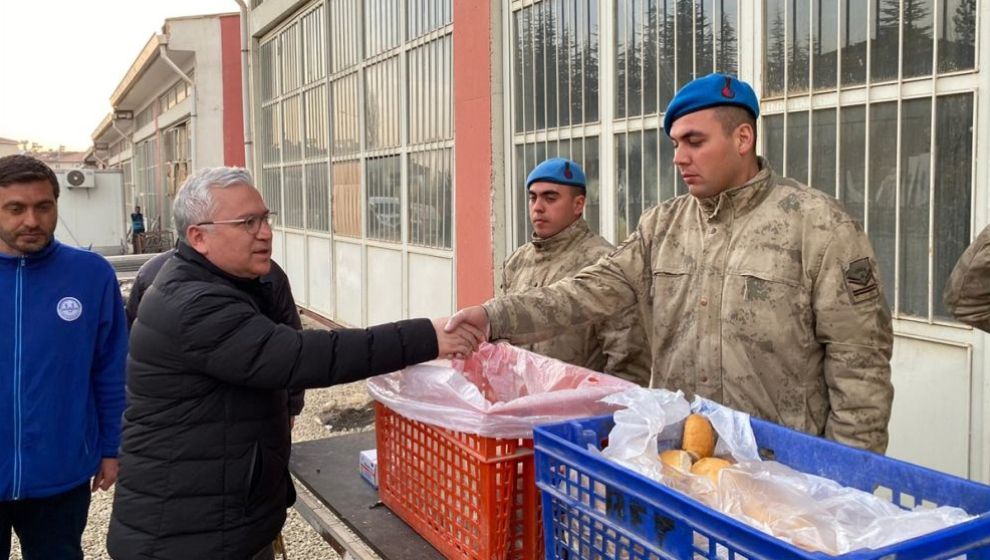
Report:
598,388,974,554
366,342,636,439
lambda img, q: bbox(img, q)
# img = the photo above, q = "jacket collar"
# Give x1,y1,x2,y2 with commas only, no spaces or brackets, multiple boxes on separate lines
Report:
697,157,775,219
530,217,592,253
0,238,60,266
175,241,265,290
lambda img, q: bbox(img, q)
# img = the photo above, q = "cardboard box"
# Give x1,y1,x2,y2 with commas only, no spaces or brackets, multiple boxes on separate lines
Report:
359,449,378,488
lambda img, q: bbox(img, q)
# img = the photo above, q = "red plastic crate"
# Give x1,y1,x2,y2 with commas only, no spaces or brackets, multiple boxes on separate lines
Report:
375,402,543,560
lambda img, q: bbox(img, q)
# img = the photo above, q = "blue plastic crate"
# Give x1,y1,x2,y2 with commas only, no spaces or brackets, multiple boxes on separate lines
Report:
533,415,990,560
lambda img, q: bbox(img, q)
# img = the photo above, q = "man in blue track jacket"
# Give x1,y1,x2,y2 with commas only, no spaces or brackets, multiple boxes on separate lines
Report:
0,155,128,560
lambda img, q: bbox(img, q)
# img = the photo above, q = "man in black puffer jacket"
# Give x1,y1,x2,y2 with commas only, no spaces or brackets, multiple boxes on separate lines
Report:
107,167,481,560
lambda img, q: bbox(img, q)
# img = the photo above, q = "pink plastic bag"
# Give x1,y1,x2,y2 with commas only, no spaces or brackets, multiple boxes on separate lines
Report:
367,342,637,438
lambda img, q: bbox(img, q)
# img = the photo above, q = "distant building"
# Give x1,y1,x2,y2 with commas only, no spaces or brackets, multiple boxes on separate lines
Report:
90,12,245,235
0,137,19,158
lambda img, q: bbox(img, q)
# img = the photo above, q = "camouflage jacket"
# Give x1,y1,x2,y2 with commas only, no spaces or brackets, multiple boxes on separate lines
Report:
485,160,894,453
944,224,990,331
501,218,651,384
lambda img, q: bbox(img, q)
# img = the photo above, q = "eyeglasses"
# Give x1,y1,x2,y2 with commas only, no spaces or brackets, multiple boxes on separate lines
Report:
196,212,277,235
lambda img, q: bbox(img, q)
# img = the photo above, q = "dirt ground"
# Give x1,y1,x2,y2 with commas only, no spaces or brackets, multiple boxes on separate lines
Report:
10,311,373,560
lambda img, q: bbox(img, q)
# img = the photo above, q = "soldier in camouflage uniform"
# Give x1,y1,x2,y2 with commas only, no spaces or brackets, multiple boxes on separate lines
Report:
945,224,990,331
502,158,651,384
451,74,894,453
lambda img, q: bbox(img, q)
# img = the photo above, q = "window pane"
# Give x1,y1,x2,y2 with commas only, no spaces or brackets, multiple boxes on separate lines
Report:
868,102,898,308
260,39,278,101
513,9,526,133
330,0,361,72
331,73,360,155
366,156,401,242
584,0,600,122
283,95,302,162
839,105,866,223
789,0,811,93
365,57,402,150
786,111,809,184
332,161,361,236
408,0,451,39
616,134,628,238
763,114,785,176
409,149,452,249
546,0,560,128
365,0,400,57
871,0,899,83
902,0,933,78
937,0,976,73
813,0,838,90
842,0,868,85
660,129,678,200
261,168,283,227
409,36,453,144
302,7,326,84
303,85,328,159
642,0,657,116
615,0,629,118
676,0,693,88
934,94,973,320
281,24,300,94
261,104,281,164
811,108,836,195
306,162,329,232
658,0,676,110
558,0,573,126
534,2,547,129
898,98,932,317
284,165,305,228
583,137,601,234
764,0,786,96
513,143,529,245
716,0,738,75
696,0,715,76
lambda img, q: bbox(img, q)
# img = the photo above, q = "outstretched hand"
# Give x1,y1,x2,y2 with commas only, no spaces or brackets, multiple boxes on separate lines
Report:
433,317,485,359
445,306,490,342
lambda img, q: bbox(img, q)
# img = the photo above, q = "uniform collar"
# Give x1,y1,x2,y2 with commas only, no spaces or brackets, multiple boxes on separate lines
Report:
697,157,775,219
530,217,592,253
0,238,60,266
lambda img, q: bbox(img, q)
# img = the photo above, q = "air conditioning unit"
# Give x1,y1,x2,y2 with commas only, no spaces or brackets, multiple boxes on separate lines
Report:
60,169,95,189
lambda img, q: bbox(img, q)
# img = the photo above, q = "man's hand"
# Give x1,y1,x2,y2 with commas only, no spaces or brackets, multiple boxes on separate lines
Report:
92,458,119,492
433,317,484,359
445,306,490,341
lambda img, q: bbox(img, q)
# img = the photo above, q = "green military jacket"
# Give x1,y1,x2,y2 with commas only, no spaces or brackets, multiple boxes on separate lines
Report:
501,218,651,385
945,224,990,331
486,160,894,453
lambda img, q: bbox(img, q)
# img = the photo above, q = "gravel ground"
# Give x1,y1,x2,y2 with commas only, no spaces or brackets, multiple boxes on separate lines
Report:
10,312,374,560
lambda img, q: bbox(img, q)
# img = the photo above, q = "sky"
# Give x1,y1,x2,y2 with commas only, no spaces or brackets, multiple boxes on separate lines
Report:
0,0,240,151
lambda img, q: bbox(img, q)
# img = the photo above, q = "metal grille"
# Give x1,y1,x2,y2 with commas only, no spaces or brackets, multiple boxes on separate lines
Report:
760,0,977,322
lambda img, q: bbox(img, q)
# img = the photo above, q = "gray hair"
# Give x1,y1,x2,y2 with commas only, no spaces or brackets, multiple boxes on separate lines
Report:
172,167,256,240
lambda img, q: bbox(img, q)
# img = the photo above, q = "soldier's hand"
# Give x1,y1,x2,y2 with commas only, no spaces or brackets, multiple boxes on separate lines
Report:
445,306,490,343
433,317,484,359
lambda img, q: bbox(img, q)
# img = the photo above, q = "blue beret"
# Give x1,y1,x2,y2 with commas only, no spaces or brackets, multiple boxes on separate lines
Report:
526,158,586,190
663,73,759,135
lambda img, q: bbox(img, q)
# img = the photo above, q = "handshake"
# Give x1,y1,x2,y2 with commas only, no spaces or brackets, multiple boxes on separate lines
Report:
432,305,490,360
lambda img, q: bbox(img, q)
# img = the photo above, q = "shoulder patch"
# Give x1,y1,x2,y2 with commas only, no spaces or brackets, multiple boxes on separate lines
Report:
844,257,879,304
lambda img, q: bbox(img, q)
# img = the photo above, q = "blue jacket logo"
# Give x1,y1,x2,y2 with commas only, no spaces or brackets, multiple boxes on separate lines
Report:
57,297,83,322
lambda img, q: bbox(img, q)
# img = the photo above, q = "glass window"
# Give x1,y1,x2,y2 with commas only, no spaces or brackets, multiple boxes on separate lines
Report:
933,94,973,319
810,108,836,195
331,73,360,155
261,168,282,227
306,162,330,232
716,0,739,75
813,0,838,90
788,0,810,93
409,36,452,144
868,102,898,308
284,165,305,229
937,0,976,73
303,85,328,159
696,0,715,76
302,6,326,84
785,111,809,183
764,0,786,96
365,57,401,150
871,0,899,83
898,98,932,317
838,105,866,223
763,114,785,173
366,156,401,242
365,0,401,57
282,95,302,162
409,149,452,249
281,23,301,94
332,161,361,237
260,39,279,102
901,0,934,78
841,0,868,85
408,0,452,39
330,0,361,73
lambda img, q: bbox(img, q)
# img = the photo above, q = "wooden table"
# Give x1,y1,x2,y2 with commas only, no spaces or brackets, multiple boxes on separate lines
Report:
288,432,444,560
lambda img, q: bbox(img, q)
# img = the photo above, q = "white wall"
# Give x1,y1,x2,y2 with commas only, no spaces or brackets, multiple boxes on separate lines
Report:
55,170,125,255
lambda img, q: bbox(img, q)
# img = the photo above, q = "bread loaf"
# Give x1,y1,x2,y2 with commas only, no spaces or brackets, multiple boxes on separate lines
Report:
690,457,732,486
659,449,693,473
682,414,716,459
